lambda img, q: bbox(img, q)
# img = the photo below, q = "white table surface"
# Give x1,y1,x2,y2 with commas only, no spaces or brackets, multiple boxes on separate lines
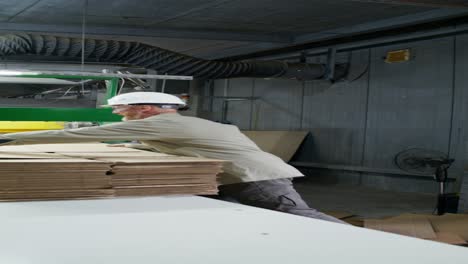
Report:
0,196,467,264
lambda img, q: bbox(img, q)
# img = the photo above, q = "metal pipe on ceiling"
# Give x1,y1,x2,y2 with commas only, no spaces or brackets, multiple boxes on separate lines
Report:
349,0,468,8
0,34,348,81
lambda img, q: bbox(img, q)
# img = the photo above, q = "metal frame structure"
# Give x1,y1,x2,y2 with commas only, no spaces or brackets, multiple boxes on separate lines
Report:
0,74,121,122
0,71,192,122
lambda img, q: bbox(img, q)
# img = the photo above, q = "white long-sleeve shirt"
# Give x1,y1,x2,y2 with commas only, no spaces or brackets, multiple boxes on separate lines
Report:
3,113,304,184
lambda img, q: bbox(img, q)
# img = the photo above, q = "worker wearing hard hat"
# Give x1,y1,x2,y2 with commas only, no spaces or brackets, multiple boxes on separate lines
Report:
0,92,345,224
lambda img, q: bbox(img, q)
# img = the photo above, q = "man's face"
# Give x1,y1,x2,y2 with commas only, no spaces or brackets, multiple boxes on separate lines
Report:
111,105,145,121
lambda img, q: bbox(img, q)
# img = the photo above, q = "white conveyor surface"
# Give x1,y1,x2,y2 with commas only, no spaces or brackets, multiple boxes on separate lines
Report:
0,196,467,264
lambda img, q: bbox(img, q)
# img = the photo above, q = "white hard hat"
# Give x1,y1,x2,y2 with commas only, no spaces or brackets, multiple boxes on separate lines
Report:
105,92,186,107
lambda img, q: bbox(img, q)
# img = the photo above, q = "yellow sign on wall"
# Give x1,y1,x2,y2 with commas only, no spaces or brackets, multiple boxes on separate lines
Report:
385,49,411,63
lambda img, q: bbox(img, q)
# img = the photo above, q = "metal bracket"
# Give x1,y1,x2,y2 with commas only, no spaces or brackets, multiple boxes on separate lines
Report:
325,47,337,81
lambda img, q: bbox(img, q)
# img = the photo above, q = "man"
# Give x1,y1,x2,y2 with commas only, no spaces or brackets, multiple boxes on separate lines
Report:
1,92,344,224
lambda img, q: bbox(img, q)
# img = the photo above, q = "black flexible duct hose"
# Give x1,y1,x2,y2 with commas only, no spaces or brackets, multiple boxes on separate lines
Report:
0,34,347,80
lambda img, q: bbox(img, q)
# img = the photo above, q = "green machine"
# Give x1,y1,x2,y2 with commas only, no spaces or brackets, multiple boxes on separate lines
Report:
0,73,121,122
0,71,192,122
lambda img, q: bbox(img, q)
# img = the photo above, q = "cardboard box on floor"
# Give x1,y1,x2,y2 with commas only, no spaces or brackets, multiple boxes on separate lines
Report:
364,213,468,246
323,211,365,227
323,211,354,220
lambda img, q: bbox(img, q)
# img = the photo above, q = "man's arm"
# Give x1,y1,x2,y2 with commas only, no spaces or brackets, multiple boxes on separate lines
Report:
2,119,164,145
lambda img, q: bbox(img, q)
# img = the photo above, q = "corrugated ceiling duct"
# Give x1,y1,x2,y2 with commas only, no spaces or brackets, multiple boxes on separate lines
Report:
0,34,348,80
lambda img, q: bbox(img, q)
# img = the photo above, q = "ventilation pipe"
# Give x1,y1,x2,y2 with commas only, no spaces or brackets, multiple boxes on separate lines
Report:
0,34,348,80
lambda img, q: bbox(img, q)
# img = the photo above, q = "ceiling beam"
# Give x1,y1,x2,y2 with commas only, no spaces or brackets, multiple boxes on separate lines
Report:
0,22,292,43
221,9,468,60
348,0,468,8
148,0,232,26
295,9,468,44
5,0,43,22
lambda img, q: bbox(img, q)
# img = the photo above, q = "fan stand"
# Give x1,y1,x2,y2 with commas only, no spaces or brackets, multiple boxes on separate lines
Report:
434,159,454,215
395,149,458,215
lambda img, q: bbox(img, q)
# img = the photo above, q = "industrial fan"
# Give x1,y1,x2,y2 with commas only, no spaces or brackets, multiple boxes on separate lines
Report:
395,148,456,215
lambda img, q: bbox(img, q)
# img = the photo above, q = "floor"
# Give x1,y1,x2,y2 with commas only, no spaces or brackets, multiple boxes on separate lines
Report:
293,179,437,219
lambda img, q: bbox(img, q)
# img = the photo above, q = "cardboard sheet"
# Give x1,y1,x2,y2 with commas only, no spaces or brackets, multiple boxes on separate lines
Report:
0,143,141,153
242,130,308,162
364,213,468,245
364,215,437,239
0,152,69,159
430,232,467,245
0,143,223,201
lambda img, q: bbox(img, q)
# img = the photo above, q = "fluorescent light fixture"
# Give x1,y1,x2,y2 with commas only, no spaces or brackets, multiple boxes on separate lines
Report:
0,70,40,76
0,77,78,85
0,70,192,80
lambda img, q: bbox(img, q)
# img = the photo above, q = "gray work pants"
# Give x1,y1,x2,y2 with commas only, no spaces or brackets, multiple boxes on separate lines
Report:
217,178,347,224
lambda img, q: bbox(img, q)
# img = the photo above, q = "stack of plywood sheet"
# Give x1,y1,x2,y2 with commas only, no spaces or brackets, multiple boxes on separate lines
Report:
0,143,223,201
0,159,113,200
102,157,222,197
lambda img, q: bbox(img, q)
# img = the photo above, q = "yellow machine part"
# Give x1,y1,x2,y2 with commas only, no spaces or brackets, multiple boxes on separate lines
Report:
0,121,65,133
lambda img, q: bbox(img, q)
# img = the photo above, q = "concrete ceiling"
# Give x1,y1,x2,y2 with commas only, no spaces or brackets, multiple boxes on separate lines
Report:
0,0,466,60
